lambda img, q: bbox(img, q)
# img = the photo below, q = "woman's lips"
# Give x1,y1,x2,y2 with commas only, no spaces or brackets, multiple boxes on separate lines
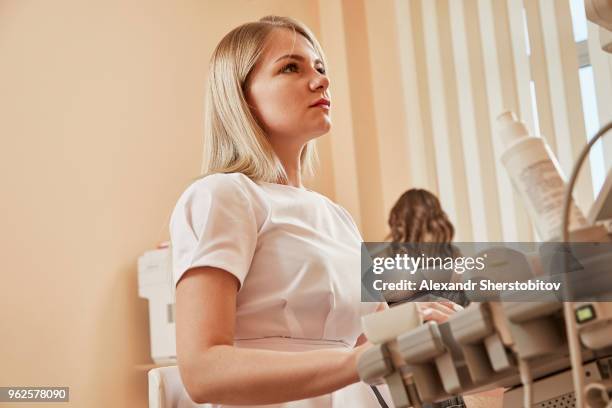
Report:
310,98,331,109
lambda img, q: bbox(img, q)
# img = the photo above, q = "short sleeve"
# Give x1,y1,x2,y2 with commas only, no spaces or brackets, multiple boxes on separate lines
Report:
169,174,259,290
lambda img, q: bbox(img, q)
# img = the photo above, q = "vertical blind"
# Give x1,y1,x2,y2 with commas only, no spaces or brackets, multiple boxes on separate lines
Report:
318,0,612,241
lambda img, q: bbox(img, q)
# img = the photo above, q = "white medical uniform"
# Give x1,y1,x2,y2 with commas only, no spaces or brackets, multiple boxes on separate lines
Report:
170,172,394,408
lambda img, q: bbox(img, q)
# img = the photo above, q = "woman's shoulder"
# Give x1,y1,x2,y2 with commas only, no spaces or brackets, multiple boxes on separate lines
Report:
172,173,268,227
192,171,253,187
173,173,268,216
185,172,260,197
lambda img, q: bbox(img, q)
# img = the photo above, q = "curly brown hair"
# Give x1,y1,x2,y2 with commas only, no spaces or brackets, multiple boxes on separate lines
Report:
384,189,468,309
387,188,454,243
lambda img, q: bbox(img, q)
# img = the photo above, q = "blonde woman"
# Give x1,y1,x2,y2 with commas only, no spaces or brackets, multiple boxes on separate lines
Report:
170,16,457,407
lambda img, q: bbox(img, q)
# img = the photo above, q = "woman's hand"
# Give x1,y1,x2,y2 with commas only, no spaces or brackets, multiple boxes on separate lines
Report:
416,301,463,324
350,339,374,382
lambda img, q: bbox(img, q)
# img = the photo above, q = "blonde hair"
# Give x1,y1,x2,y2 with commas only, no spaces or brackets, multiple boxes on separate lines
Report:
201,15,326,183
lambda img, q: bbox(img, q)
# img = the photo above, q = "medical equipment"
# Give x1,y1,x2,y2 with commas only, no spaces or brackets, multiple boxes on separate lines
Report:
496,112,588,241
589,168,612,228
358,114,612,407
560,116,612,408
586,0,612,52
359,289,612,407
138,244,176,365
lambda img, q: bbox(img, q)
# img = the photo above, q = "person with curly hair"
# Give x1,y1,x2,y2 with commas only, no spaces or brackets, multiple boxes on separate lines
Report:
385,189,469,311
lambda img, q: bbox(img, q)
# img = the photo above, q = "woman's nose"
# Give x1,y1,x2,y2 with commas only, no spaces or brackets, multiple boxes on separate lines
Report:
309,73,329,92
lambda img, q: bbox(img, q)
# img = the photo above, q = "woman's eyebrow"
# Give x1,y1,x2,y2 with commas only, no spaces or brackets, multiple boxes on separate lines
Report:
274,54,323,65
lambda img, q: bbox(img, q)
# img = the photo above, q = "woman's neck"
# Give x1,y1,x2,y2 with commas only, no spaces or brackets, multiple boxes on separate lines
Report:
283,166,302,188
272,143,304,188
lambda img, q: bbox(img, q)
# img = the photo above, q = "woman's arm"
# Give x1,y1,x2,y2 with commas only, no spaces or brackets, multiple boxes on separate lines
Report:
463,388,505,408
176,266,363,405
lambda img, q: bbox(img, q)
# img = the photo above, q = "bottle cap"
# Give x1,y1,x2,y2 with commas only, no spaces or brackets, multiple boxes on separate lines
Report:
497,111,529,147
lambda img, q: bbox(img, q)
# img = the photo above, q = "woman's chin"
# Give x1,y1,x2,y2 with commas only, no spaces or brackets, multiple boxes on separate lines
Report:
315,119,332,135
311,125,332,139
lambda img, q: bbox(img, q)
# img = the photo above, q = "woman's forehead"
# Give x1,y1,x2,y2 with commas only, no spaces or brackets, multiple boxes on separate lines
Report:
261,28,320,63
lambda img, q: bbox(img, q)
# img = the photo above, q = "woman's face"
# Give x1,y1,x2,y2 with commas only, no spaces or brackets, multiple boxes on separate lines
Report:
246,28,331,148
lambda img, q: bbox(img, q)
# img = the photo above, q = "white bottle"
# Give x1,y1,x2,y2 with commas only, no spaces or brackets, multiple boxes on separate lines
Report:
496,111,587,241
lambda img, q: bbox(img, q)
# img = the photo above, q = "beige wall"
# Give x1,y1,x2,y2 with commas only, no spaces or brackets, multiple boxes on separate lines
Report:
2,0,610,407
0,1,326,407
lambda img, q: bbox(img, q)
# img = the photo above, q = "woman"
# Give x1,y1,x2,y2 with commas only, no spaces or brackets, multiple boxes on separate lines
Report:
170,16,458,407
388,189,455,244
384,188,469,307
383,189,470,408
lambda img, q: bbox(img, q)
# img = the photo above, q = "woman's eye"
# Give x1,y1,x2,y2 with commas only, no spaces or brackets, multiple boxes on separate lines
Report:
317,66,326,75
280,62,299,73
